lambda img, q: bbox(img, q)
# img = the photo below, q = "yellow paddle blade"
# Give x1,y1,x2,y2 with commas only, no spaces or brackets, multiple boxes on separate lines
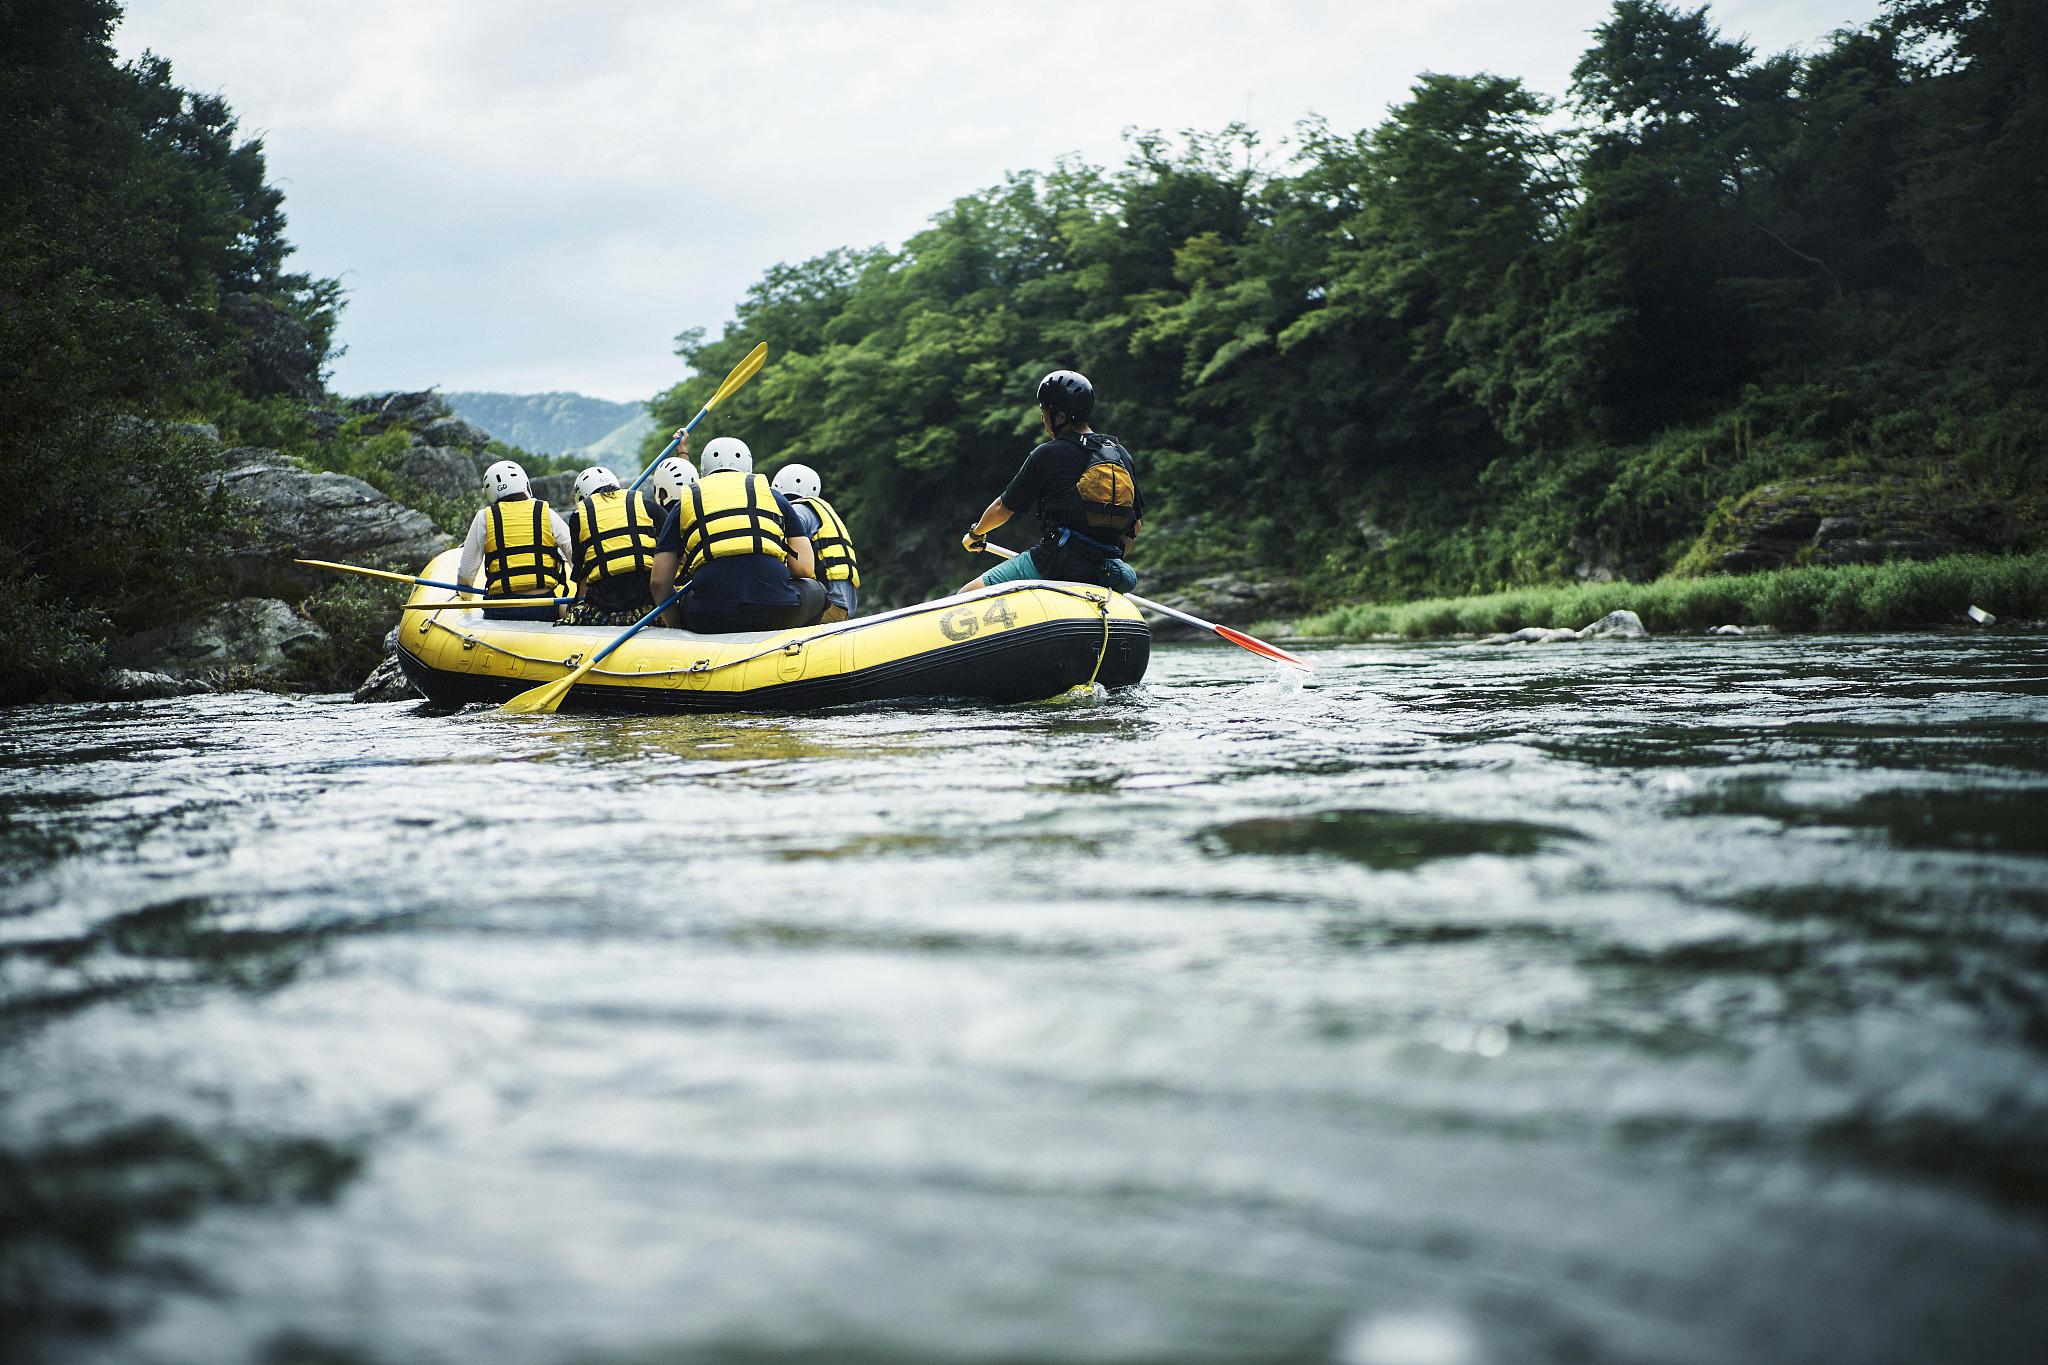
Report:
295,558,416,586
500,656,600,715
704,341,768,412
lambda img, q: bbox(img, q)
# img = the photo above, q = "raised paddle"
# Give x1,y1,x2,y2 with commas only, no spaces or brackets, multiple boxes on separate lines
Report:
499,581,692,715
977,543,1313,672
626,341,770,493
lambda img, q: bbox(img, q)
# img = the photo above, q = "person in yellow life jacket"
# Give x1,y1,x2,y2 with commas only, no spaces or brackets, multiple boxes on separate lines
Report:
769,463,859,622
566,465,662,627
456,459,572,621
960,369,1142,594
647,436,827,633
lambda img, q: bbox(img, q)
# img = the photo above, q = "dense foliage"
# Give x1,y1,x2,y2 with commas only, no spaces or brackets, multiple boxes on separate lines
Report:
0,0,343,700
648,0,2046,606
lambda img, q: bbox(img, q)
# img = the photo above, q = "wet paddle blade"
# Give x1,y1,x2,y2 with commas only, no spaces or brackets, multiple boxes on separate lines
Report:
500,658,596,715
1215,625,1314,671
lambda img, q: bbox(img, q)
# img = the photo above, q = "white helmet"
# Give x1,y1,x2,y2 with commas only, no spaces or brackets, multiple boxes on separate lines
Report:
572,466,619,500
699,436,754,475
648,456,698,510
483,459,529,501
771,463,820,501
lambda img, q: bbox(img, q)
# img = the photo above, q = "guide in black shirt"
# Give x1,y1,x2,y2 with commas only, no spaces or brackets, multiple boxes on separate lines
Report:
959,369,1142,594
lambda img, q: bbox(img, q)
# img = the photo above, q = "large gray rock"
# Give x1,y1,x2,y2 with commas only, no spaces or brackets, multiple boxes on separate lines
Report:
1479,610,1648,646
528,471,578,516
1479,626,1581,646
392,444,483,502
93,670,217,701
213,451,450,598
415,416,491,452
1576,609,1648,640
354,653,418,703
110,598,330,683
349,391,451,435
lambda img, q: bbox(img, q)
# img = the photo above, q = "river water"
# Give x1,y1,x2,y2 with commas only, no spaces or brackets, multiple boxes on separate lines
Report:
3,634,2046,1365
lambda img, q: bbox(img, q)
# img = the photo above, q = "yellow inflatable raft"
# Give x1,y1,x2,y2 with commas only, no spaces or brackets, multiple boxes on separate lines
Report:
395,550,1150,712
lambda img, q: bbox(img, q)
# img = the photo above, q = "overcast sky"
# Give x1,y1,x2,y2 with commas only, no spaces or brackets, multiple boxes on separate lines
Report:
117,0,1877,404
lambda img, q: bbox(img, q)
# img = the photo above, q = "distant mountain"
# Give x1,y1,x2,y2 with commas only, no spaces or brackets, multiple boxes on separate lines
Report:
442,391,655,459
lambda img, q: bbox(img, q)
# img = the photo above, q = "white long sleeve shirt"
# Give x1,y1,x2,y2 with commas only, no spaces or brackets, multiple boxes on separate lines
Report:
456,499,575,592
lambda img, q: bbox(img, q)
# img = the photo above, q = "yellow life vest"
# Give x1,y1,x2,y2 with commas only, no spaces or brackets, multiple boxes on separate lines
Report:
794,494,860,587
572,488,659,585
673,470,790,574
482,497,565,597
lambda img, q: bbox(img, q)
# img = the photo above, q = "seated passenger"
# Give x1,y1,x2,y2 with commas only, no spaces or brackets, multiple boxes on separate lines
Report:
457,460,571,620
648,435,826,633
566,465,662,626
960,369,1142,595
769,462,860,622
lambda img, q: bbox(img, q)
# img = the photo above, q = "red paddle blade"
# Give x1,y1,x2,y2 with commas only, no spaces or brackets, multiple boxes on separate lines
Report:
1214,625,1314,671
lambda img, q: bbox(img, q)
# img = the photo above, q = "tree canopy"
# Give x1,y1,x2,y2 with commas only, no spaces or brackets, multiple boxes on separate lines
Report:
649,0,2044,604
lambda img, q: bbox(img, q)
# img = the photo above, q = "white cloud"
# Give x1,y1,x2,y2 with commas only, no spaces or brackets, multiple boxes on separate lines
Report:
117,0,1876,401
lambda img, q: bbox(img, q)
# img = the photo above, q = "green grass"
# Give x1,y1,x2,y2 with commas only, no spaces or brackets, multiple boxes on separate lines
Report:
1291,552,2048,640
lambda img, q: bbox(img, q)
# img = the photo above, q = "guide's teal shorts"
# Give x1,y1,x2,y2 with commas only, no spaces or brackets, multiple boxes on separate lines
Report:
981,548,1138,594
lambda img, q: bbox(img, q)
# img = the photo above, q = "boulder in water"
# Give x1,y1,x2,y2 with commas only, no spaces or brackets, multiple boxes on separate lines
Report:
1577,609,1648,640
354,652,418,703
93,669,218,701
1479,626,1581,646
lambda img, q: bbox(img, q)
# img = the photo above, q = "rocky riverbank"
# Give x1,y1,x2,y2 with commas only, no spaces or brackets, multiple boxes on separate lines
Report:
70,394,508,703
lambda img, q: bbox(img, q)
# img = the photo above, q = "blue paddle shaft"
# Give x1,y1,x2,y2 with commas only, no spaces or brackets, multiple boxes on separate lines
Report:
589,580,692,667
625,404,714,493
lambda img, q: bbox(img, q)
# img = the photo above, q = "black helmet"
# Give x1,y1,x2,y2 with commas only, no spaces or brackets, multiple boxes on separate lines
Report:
1035,369,1094,422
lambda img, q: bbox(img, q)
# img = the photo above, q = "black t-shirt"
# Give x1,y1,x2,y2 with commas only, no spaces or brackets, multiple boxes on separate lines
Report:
654,491,807,613
1000,434,1144,548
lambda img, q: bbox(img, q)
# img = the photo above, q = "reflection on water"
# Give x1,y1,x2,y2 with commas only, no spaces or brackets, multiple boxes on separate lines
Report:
2,634,2047,1365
